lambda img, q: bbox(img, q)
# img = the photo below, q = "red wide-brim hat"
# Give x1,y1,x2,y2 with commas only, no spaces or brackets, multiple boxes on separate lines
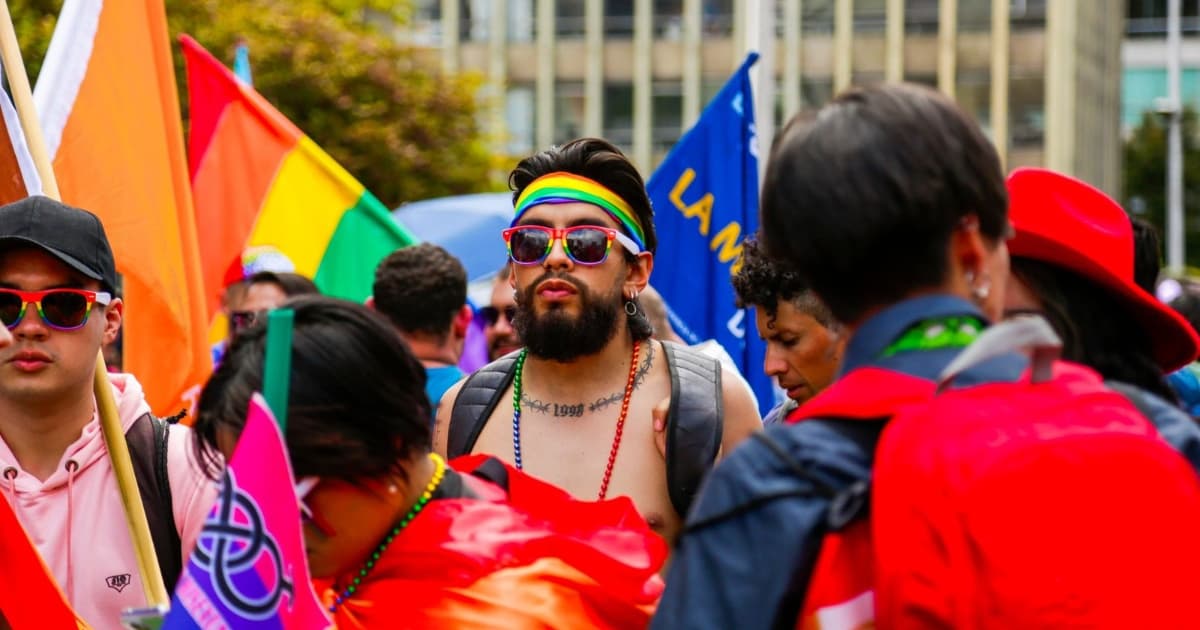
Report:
1007,167,1200,372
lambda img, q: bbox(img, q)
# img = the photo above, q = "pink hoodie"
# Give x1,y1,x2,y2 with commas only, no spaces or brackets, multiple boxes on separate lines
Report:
0,373,216,630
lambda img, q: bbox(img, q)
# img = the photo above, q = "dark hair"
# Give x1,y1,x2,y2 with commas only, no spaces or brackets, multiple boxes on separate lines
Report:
192,295,431,482
247,271,320,297
1011,257,1176,402
509,137,657,254
733,237,836,327
1131,217,1163,294
372,243,467,340
760,84,1008,324
509,137,655,342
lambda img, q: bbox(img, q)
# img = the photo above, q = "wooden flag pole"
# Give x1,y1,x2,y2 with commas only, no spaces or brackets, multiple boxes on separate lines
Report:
0,0,169,607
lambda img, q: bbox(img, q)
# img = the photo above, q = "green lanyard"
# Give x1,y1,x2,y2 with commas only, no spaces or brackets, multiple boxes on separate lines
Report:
881,315,985,358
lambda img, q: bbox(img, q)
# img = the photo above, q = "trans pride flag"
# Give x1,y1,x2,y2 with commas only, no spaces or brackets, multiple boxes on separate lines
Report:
164,394,329,629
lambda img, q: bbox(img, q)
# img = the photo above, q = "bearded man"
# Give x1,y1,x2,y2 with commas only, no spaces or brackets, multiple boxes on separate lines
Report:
435,138,761,544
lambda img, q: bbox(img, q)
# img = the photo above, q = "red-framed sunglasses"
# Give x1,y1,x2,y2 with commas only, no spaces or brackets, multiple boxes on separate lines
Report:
501,225,642,266
0,288,112,331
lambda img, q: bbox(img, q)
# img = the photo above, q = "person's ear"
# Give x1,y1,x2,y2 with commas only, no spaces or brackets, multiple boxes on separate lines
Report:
102,297,123,345
452,304,472,338
624,252,654,298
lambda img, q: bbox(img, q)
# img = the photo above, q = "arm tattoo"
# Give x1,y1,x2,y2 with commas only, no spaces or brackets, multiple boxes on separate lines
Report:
521,342,657,417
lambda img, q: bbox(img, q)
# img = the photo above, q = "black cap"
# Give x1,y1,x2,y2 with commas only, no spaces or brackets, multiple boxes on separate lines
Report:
0,195,117,292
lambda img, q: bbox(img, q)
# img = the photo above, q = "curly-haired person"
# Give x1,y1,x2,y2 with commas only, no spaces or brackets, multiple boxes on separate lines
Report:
732,237,844,424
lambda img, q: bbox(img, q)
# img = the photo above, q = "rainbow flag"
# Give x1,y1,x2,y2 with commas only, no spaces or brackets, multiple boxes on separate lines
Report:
181,35,416,312
163,394,330,629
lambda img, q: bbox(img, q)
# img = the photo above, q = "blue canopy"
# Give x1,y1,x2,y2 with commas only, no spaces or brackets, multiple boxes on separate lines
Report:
392,192,513,283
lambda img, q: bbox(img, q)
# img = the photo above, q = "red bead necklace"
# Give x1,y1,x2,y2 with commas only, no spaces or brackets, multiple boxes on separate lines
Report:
511,340,643,500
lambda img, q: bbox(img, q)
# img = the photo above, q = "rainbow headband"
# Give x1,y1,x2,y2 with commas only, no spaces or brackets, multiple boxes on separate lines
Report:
512,172,647,251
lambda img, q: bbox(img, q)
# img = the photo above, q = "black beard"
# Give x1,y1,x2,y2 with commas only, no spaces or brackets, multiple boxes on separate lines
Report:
513,272,620,362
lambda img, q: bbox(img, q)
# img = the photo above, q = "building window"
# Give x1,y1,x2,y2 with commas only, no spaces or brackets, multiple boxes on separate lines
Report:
1127,0,1200,36
705,0,734,36
506,85,536,156
656,0,685,39
606,0,635,37
555,81,586,144
557,0,586,37
1010,74,1044,149
801,77,834,109
653,80,684,155
603,83,635,149
855,0,886,32
509,0,534,42
803,0,835,34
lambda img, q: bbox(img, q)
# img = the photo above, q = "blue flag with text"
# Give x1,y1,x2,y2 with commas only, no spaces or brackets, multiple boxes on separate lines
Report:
646,52,773,414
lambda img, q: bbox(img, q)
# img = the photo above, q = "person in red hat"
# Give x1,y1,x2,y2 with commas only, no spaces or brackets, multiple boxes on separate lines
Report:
1003,167,1200,467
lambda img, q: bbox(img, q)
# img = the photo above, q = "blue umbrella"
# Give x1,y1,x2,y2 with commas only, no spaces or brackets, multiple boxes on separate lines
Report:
392,192,513,284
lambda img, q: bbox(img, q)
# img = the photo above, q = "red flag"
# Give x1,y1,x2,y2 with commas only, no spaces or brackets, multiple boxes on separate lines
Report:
0,495,85,628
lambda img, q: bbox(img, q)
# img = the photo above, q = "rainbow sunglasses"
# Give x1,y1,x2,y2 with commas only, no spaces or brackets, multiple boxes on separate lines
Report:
502,225,643,266
0,288,112,331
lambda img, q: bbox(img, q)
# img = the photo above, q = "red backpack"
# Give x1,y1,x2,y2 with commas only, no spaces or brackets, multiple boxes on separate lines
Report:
793,317,1200,629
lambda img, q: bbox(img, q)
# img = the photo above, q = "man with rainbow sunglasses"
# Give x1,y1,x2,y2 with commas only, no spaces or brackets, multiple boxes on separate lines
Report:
435,138,761,545
0,195,215,629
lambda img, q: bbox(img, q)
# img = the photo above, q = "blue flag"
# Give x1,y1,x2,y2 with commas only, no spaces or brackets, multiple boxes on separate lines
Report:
647,52,775,414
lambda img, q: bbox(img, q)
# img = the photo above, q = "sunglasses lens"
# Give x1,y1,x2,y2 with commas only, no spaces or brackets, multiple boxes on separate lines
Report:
565,228,610,264
480,306,499,325
509,228,550,264
41,291,90,329
504,306,517,322
0,292,22,328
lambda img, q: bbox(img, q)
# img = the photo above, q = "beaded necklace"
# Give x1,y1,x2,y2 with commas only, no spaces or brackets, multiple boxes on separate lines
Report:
511,340,642,500
328,452,447,613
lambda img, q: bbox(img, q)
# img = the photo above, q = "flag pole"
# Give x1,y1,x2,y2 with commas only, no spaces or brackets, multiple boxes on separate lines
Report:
0,0,169,607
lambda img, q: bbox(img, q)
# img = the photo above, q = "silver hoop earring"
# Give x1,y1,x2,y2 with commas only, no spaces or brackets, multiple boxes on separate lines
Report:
625,300,638,316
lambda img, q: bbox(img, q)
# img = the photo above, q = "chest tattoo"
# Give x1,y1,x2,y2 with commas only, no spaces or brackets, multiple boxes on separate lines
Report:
519,343,656,417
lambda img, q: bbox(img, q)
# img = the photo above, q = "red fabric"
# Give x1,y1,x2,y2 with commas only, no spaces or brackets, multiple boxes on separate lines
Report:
786,367,934,424
318,457,665,629
1007,167,1200,371
873,360,1200,628
0,494,82,628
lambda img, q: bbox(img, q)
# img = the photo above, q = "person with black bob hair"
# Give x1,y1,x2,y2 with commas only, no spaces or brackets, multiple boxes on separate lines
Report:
194,295,666,628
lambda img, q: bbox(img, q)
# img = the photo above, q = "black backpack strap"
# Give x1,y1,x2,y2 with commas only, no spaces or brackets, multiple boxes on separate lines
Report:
448,352,520,458
125,413,183,590
662,341,724,518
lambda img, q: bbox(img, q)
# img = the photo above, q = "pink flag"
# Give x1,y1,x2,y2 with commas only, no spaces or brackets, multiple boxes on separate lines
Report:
164,394,329,629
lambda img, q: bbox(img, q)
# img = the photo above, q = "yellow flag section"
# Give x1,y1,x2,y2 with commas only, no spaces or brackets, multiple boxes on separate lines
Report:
248,137,365,278
34,0,211,416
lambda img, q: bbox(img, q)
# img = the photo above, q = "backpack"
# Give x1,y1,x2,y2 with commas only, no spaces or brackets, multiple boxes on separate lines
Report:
125,413,182,590
449,341,723,517
788,317,1200,628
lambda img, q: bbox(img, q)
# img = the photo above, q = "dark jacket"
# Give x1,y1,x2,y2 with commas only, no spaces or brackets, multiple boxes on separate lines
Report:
652,295,1200,629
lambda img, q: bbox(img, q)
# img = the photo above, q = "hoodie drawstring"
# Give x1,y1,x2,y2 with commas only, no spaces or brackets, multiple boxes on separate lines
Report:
2,466,16,507
64,458,79,604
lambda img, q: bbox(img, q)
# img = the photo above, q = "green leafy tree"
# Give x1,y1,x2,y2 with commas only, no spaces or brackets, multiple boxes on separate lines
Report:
1123,108,1200,269
11,0,495,206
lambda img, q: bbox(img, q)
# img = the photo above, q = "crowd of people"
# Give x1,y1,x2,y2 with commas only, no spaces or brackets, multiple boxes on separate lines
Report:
2,82,1200,629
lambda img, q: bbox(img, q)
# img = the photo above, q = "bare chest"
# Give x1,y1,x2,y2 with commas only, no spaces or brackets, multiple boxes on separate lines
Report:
472,363,680,540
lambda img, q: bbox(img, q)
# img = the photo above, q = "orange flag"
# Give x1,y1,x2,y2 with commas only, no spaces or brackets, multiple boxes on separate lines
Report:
33,0,210,416
0,493,86,628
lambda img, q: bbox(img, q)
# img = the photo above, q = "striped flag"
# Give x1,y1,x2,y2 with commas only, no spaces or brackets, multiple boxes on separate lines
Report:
180,35,418,311
33,0,211,416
